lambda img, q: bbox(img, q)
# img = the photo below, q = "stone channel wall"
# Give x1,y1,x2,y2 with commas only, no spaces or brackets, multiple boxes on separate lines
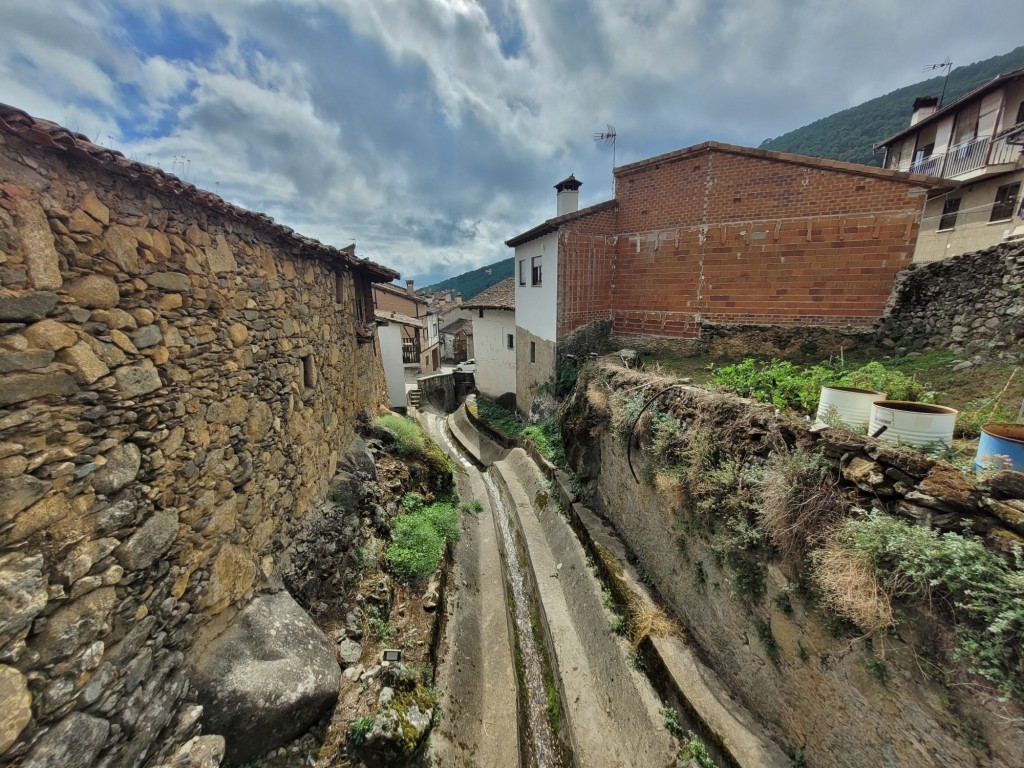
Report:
877,240,1024,359
561,362,1024,768
0,115,390,767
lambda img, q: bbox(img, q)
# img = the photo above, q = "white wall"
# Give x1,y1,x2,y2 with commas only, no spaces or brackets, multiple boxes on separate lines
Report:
471,308,517,400
377,323,407,409
514,230,558,342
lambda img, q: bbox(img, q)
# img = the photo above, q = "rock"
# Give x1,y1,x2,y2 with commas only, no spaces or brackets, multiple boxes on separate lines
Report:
8,494,72,544
58,341,110,384
192,591,341,766
65,275,120,309
16,200,62,290
0,348,54,372
207,395,247,426
102,224,140,273
92,443,142,495
338,638,363,666
206,235,237,273
0,475,48,525
0,370,77,406
245,401,273,442
68,208,104,236
0,553,48,657
359,672,434,766
0,664,32,753
80,191,110,225
131,324,162,349
114,361,162,398
20,712,110,768
30,587,116,666
153,735,226,768
0,291,58,321
422,574,440,612
842,457,893,496
199,544,256,614
340,436,377,479
24,319,77,351
988,470,1024,500
227,323,248,346
115,509,179,571
919,464,977,511
147,272,192,292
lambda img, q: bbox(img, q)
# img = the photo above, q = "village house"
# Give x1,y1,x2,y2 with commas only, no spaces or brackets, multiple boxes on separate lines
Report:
372,279,440,373
461,277,516,403
875,67,1024,261
507,146,941,412
438,317,474,363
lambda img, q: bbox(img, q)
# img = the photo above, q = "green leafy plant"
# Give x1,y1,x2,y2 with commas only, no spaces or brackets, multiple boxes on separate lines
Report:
661,706,683,736
375,414,452,487
347,715,374,746
385,495,461,584
609,613,627,636
678,730,717,767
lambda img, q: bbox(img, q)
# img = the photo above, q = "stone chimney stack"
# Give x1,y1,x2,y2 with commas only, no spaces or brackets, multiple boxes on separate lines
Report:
911,96,939,126
455,292,462,306
405,279,415,297
555,174,582,217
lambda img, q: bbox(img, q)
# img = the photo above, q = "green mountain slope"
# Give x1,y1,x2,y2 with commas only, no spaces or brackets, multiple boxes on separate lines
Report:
760,46,1024,166
420,257,513,301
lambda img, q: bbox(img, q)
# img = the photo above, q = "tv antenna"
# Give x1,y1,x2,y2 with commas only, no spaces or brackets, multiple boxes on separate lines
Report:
593,124,617,191
922,57,953,107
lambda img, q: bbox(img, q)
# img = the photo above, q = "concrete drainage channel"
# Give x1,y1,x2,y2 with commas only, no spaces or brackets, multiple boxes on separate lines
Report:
422,401,787,768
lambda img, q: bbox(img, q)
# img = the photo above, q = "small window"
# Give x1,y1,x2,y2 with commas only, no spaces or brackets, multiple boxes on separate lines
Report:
1015,100,1024,125
531,256,542,286
530,341,536,363
518,259,526,286
302,354,317,389
478,308,484,318
991,182,1021,222
938,197,961,231
506,333,514,350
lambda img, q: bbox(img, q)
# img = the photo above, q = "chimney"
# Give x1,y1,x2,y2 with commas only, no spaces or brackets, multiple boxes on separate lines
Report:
911,96,939,126
555,174,582,217
405,279,415,297
455,292,462,306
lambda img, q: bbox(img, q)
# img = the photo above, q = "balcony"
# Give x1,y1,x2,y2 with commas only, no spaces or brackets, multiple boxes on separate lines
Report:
906,134,1022,180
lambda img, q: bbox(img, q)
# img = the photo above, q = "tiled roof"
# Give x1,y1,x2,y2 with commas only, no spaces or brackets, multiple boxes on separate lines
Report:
0,102,398,282
462,276,515,310
374,309,424,328
374,281,427,304
439,317,473,335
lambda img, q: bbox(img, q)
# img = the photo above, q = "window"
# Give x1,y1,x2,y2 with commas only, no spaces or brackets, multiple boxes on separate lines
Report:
1016,101,1024,125
518,259,526,286
530,341,536,363
531,256,542,286
991,182,1021,222
478,308,484,318
953,102,980,146
506,333,514,350
938,197,961,231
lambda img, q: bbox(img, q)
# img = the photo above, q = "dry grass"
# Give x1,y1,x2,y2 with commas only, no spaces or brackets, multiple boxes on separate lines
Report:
813,543,895,632
758,464,848,563
654,470,688,512
585,381,610,416
628,601,681,649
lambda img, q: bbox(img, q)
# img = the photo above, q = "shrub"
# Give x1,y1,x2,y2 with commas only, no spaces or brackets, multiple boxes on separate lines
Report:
678,730,716,767
820,512,1024,702
377,413,427,455
385,496,461,584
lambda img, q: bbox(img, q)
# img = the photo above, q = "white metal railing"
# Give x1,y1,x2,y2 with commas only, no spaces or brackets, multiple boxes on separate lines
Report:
987,133,1023,166
909,154,944,176
941,136,990,177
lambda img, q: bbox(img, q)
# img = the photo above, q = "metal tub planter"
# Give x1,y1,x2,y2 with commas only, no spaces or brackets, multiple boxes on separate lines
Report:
868,401,958,449
815,386,887,433
975,423,1024,471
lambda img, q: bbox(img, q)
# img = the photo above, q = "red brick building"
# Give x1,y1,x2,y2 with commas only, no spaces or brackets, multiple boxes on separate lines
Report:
508,142,941,407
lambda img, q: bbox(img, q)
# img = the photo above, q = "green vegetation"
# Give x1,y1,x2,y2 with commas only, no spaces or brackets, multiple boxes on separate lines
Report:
385,491,461,584
823,512,1024,703
347,715,374,746
760,46,1024,166
661,706,683,736
678,730,717,768
475,396,568,468
375,413,452,488
754,616,780,664
420,257,513,301
709,359,933,415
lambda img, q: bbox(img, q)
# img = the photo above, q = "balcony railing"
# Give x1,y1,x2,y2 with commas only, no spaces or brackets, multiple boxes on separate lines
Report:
904,134,1021,179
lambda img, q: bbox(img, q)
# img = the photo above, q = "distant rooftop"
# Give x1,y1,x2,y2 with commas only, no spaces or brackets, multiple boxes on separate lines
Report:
462,276,515,310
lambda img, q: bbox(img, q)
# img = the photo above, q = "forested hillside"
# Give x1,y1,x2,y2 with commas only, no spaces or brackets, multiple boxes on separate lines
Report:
760,46,1024,166
420,257,513,300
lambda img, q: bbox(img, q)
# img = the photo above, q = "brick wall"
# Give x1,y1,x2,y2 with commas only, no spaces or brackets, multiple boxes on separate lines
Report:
555,146,930,340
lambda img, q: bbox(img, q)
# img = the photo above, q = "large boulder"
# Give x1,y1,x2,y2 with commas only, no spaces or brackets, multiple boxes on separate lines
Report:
191,591,341,766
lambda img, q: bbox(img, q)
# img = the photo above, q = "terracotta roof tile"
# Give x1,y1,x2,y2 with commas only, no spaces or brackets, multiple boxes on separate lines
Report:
462,276,515,310
439,317,473,335
0,102,398,282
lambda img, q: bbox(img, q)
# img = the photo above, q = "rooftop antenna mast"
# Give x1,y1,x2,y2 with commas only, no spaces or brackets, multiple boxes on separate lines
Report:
593,124,617,192
923,57,953,107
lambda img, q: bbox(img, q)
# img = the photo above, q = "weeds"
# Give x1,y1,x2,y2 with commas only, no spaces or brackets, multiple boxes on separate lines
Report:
754,616,780,663
661,706,683,736
678,730,717,767
375,413,452,488
385,491,461,584
347,715,374,746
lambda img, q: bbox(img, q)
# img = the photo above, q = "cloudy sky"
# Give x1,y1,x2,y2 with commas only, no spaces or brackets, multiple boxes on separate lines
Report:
1,1,1021,285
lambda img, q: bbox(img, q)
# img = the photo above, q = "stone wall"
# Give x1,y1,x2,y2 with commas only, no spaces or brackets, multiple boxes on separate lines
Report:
0,109,393,767
878,240,1024,360
561,362,1024,768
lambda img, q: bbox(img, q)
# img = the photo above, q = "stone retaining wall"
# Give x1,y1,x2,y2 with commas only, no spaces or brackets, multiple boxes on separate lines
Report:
0,115,391,767
877,240,1024,359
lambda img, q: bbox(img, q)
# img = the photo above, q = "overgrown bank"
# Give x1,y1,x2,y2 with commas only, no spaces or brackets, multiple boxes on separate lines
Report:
558,360,1024,767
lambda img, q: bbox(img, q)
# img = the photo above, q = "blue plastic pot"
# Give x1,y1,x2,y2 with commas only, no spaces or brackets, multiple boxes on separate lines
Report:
974,423,1024,471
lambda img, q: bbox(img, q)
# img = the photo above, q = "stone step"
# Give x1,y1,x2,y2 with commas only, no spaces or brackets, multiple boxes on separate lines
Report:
491,448,676,768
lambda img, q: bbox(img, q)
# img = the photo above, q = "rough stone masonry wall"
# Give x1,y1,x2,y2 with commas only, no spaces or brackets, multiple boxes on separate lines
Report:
562,362,1024,768
877,240,1024,361
0,129,387,767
